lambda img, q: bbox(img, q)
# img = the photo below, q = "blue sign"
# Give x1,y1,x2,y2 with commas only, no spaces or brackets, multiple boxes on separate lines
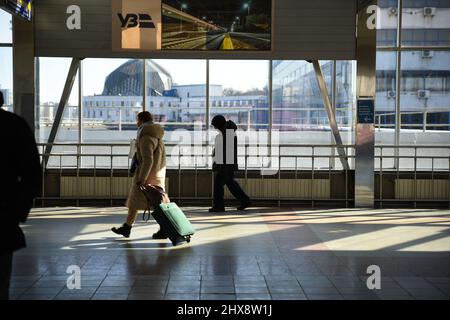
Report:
357,99,375,124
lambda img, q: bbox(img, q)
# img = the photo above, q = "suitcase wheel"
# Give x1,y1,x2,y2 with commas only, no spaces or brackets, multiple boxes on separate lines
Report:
186,236,191,243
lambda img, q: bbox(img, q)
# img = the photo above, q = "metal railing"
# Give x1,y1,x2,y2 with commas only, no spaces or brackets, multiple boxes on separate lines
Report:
35,143,450,207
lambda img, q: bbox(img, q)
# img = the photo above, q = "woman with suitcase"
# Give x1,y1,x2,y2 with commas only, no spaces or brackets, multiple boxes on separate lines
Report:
111,111,167,239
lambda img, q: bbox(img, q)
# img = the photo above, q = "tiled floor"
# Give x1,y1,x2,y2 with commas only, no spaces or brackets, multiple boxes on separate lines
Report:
9,206,450,300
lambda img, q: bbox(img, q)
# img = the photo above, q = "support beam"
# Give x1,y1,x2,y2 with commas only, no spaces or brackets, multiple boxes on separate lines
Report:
78,60,84,143
394,0,403,169
143,59,147,111
312,60,350,171
43,58,80,168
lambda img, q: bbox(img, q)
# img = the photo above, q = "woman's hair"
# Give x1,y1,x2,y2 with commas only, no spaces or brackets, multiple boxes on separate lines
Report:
137,111,153,123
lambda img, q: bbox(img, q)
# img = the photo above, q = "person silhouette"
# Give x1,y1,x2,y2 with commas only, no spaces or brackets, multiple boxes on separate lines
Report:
0,92,42,300
209,115,251,212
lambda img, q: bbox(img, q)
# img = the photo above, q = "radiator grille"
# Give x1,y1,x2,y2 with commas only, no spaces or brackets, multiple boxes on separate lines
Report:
60,177,169,198
225,178,330,199
395,179,449,200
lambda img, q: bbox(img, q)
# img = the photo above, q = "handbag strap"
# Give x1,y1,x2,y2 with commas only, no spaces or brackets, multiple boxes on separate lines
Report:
142,209,151,222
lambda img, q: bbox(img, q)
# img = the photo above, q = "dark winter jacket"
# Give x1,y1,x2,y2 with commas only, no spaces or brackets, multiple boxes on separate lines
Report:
212,120,239,173
0,109,42,253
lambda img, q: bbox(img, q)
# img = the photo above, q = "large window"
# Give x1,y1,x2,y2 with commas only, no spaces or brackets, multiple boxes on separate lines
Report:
272,60,355,145
376,51,397,144
0,48,13,112
209,60,269,135
377,0,398,47
402,0,450,47
82,59,142,143
146,59,207,135
36,58,79,143
400,50,450,136
0,10,12,43
376,0,450,147
0,11,12,112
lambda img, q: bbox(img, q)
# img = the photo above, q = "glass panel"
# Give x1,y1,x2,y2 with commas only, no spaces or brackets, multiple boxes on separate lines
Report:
375,51,397,146
335,60,356,142
272,60,343,170
209,60,269,170
377,0,398,47
0,10,12,43
36,58,79,144
56,72,79,143
209,60,269,132
145,59,207,136
82,59,143,144
272,60,333,144
400,50,450,145
0,47,13,112
402,0,450,46
209,59,269,155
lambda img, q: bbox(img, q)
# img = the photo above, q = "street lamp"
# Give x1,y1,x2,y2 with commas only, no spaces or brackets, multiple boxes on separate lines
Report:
243,3,250,16
180,3,187,32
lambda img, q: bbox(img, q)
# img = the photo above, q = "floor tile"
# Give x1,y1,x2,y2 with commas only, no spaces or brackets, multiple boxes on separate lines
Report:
236,293,271,300
201,286,235,294
201,294,236,300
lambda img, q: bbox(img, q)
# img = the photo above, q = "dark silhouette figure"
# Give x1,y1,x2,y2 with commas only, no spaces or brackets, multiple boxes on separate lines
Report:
0,92,42,300
209,115,251,212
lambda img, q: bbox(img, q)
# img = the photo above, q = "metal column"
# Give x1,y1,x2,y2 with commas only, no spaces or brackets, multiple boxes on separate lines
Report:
78,60,83,143
43,58,80,168
206,59,210,142
355,0,377,207
394,0,403,169
143,59,147,111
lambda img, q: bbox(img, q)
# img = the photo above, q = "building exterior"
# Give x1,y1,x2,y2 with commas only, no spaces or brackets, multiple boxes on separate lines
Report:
79,59,268,130
0,88,12,111
376,0,450,131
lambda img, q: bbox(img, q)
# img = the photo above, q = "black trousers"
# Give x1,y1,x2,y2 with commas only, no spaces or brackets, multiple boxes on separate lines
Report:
0,251,13,300
213,170,250,209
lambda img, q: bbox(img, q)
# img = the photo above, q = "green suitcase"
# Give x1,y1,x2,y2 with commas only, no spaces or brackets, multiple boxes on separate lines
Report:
151,203,195,246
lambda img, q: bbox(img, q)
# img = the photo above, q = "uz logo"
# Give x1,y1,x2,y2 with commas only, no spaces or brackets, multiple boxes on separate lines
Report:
118,13,155,28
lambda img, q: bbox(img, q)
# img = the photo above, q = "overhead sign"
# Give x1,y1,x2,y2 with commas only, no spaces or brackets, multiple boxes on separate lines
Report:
111,0,162,52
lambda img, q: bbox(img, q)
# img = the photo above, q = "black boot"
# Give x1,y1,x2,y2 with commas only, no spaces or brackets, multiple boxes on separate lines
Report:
152,228,168,239
111,223,132,238
237,200,251,211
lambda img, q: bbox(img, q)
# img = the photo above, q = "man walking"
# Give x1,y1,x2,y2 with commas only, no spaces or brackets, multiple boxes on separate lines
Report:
209,115,251,213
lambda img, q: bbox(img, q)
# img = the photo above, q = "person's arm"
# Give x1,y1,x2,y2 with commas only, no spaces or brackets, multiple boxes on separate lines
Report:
136,136,156,185
16,118,42,222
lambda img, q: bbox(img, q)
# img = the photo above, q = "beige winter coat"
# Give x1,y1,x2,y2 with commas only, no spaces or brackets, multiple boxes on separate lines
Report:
126,122,166,210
